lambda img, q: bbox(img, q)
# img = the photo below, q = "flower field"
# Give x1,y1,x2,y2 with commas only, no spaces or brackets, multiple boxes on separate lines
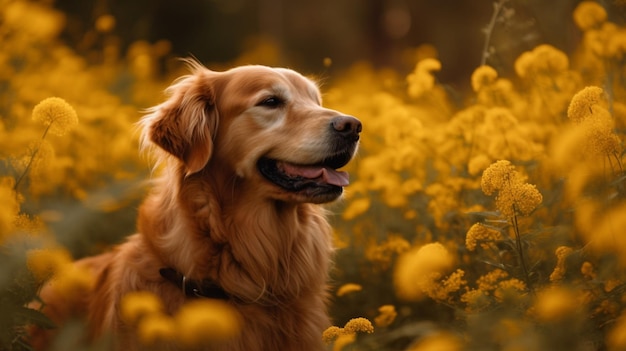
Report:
1,1,626,350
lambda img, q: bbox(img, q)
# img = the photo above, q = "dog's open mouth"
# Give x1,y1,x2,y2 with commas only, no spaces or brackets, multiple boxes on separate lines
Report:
257,151,353,196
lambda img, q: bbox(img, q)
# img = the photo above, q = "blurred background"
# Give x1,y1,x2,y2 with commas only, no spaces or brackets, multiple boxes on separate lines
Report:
53,0,600,87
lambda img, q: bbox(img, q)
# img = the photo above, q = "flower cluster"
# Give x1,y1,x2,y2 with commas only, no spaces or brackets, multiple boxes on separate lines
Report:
459,269,528,313
322,317,375,350
25,247,95,316
393,242,456,301
364,234,410,270
120,291,241,347
549,246,574,282
465,223,502,251
407,58,442,99
480,160,543,217
31,97,78,136
532,286,579,322
568,86,621,159
327,1,626,349
573,1,607,30
373,305,397,328
336,283,363,297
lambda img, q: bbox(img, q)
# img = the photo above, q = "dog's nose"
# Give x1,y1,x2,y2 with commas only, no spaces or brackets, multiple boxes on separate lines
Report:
331,116,362,141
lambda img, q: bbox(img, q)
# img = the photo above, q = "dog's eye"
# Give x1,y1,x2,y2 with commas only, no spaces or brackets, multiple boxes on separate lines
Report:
257,96,284,108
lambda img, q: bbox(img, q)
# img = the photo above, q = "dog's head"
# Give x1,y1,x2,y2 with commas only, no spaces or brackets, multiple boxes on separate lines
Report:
141,61,361,204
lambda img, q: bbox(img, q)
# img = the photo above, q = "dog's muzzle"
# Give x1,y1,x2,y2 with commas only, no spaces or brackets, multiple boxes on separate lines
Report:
257,115,361,203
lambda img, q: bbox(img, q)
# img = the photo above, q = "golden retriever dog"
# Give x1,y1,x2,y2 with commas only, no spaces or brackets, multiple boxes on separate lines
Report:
29,60,361,351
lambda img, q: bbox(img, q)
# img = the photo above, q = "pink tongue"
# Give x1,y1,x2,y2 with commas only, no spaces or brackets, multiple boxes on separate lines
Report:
281,162,349,187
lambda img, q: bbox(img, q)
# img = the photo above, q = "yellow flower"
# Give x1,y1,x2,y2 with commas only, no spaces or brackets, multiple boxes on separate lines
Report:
581,112,621,157
476,269,509,292
582,22,619,58
408,332,462,351
426,269,467,302
465,223,502,251
95,14,116,33
607,29,626,60
513,50,535,78
402,178,423,196
492,185,520,215
554,246,574,261
605,279,622,293
419,58,441,71
374,305,397,328
336,283,363,297
468,154,492,176
404,209,418,219
573,1,607,31
586,202,626,267
567,86,606,123
537,44,570,73
476,77,518,108
425,179,469,229
322,318,374,347
514,45,569,78
533,286,578,321
471,65,498,92
595,299,619,317
549,246,573,282
496,182,542,217
407,58,442,98
13,213,46,236
342,197,370,220
555,91,621,172
174,299,241,346
365,234,410,269
581,261,596,280
343,317,374,334
480,160,517,196
51,264,96,298
136,312,176,344
481,160,542,217
607,312,626,350
322,326,343,344
461,289,490,312
484,107,518,130
120,291,164,325
494,278,527,301
333,334,356,351
31,97,78,136
26,247,73,282
4,1,65,40
394,242,455,301
493,318,527,346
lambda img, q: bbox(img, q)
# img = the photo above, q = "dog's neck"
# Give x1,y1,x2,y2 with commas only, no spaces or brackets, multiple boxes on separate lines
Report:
137,166,333,305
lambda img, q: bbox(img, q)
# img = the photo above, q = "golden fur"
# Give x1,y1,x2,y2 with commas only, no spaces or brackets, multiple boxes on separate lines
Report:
29,61,361,350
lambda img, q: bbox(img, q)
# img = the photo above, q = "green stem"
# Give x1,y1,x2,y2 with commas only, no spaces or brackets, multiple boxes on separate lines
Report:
13,123,52,193
503,172,533,293
480,0,509,66
511,208,533,293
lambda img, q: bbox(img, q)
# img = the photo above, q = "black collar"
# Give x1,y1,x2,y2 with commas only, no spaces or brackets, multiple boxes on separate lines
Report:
159,268,229,300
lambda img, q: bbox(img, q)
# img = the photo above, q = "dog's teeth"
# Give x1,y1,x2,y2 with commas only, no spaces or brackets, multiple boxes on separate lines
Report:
276,161,285,172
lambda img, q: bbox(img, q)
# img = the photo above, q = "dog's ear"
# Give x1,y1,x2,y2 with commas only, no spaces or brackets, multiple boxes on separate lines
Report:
147,68,219,175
